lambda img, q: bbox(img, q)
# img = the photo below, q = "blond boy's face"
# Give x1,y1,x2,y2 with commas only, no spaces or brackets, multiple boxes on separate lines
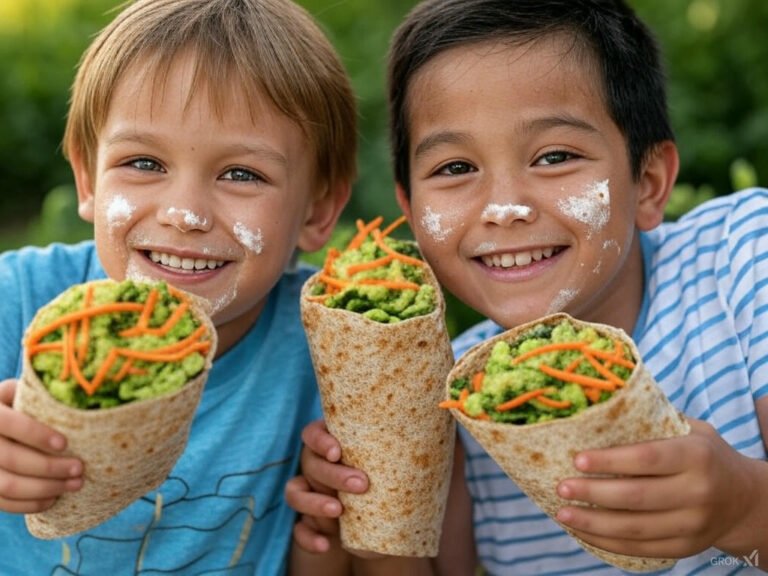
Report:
74,52,332,352
399,38,672,332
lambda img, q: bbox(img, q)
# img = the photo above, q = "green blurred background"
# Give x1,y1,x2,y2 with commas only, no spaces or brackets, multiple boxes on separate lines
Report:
0,0,764,335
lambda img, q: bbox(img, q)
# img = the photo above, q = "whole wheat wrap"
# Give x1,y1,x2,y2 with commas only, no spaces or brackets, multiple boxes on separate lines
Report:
447,313,689,572
301,263,455,557
14,280,217,539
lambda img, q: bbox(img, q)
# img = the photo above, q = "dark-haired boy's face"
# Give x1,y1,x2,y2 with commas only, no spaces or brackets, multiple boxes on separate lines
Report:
398,38,663,332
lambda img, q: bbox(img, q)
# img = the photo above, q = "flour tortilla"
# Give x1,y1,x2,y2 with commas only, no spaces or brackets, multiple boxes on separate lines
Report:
14,280,217,539
448,313,689,572
301,263,455,557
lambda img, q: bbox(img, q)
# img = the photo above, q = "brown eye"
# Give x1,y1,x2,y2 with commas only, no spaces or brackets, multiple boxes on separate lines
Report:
438,161,475,176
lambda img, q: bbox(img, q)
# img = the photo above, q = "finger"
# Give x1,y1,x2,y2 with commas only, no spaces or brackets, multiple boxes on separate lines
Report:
302,419,341,462
0,495,58,515
285,476,342,518
301,450,367,495
573,436,690,477
556,504,705,543
0,467,83,502
0,436,83,480
293,519,331,554
0,401,68,455
557,475,685,512
0,379,16,406
563,524,702,560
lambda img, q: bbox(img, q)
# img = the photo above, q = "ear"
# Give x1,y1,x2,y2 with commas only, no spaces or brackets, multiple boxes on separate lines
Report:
70,147,96,223
635,140,679,231
395,182,413,223
297,180,352,252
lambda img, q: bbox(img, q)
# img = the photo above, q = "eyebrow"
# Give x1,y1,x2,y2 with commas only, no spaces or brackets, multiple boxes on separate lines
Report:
104,131,289,167
412,113,599,160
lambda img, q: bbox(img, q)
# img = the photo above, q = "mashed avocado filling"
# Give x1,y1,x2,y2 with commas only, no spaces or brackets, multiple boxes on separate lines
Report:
443,320,635,424
309,216,437,323
26,280,210,410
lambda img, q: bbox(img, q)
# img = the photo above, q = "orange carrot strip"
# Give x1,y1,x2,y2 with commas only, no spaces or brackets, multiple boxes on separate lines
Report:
438,399,464,409
471,371,485,392
127,367,148,376
28,342,63,355
59,325,72,380
510,342,585,365
143,301,189,336
539,364,616,391
372,230,424,267
322,247,340,276
535,396,572,409
346,255,394,276
77,284,95,364
475,412,491,421
380,215,407,238
495,387,555,412
318,274,350,289
346,217,384,251
67,332,94,395
119,288,160,337
145,325,208,355
113,357,135,382
584,388,602,404
584,346,635,369
117,341,210,363
306,294,330,302
583,351,626,387
25,303,145,347
357,278,420,291
564,357,584,373
90,348,120,393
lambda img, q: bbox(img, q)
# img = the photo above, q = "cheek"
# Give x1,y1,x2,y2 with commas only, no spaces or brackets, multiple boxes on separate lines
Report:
557,179,611,238
413,203,463,245
233,221,265,255
103,194,137,232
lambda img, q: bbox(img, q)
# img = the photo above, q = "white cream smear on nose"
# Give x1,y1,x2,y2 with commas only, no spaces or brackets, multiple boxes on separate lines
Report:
548,288,579,314
106,195,135,229
558,179,610,238
233,222,264,254
421,206,454,242
481,203,532,220
168,207,208,228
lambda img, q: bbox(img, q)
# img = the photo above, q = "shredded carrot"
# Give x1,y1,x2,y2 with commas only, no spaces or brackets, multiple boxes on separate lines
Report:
59,325,72,380
438,399,464,409
584,346,635,369
346,217,384,251
143,301,189,337
323,247,340,276
496,387,555,412
357,278,420,291
471,371,485,392
582,351,625,387
539,364,616,391
345,255,394,276
318,274,350,289
372,230,424,267
584,387,602,404
28,342,63,355
305,294,330,303
90,349,120,392
380,215,407,238
113,357,135,382
119,288,159,337
76,284,94,364
510,342,585,365
564,357,584,373
535,396,572,409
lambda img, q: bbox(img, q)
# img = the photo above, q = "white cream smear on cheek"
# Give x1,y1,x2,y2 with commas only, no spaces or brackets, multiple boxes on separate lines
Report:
106,195,135,229
481,203,532,220
548,288,580,314
557,179,610,238
167,207,208,228
421,206,454,242
233,222,264,254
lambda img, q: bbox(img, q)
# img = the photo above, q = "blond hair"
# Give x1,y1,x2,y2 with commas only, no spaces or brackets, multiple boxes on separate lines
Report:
63,0,357,188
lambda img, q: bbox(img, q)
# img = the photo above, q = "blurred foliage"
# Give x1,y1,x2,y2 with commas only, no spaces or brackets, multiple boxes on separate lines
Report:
1,0,767,334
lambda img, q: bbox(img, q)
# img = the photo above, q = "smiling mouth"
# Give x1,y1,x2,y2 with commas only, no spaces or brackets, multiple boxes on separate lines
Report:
145,250,228,272
480,247,563,269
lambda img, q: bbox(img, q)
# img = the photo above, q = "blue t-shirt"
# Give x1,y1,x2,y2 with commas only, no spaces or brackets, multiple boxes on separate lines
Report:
0,241,322,575
453,189,768,575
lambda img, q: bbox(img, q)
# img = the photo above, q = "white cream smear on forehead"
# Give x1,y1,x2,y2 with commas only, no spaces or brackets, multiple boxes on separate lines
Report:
167,207,208,228
481,203,532,220
557,179,610,238
421,206,454,242
233,222,264,254
106,195,135,229
548,288,580,314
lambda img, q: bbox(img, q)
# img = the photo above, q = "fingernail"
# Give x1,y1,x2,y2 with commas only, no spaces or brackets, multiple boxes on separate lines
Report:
574,454,589,471
49,435,66,451
556,509,573,523
345,476,365,492
323,501,341,516
69,462,82,477
65,478,83,491
557,483,572,498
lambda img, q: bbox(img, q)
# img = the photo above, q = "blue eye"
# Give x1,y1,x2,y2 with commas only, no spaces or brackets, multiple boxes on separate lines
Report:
221,168,262,182
130,158,163,172
436,161,476,176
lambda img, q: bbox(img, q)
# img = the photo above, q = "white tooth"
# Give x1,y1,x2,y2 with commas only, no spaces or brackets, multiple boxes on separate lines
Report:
160,253,170,265
181,258,195,270
532,248,543,261
543,247,554,258
500,254,515,268
194,259,208,270
150,251,161,263
514,252,532,266
482,256,494,267
207,260,219,270
168,255,181,268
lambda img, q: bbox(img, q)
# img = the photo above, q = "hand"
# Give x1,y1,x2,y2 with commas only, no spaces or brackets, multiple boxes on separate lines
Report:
554,418,761,559
285,419,368,554
0,379,83,513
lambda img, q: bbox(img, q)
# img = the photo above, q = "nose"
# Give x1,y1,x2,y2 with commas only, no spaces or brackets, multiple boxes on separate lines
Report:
480,202,537,226
158,206,213,233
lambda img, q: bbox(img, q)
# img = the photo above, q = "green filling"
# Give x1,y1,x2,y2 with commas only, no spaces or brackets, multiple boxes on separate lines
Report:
313,237,436,323
451,320,633,424
29,280,207,410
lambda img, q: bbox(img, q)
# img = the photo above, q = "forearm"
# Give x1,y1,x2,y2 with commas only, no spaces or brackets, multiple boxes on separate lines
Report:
289,536,352,576
351,555,433,576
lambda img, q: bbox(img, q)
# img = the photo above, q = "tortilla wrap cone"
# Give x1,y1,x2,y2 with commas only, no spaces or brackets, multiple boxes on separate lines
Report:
14,280,217,539
447,313,689,572
301,263,455,557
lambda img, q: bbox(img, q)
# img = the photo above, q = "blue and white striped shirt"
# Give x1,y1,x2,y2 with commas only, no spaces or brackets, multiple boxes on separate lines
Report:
452,188,768,575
